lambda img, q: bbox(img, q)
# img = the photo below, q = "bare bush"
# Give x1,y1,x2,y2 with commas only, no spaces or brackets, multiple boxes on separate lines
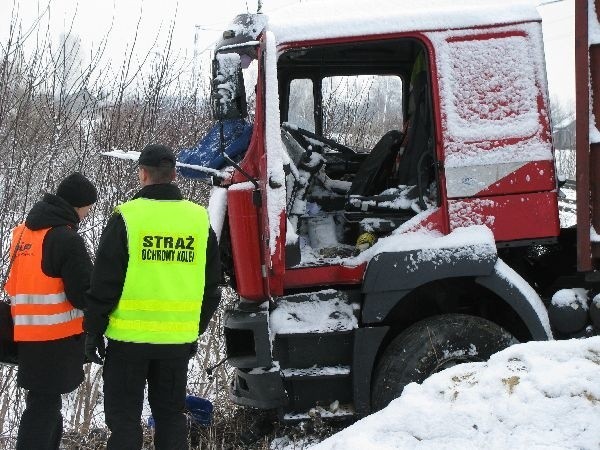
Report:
0,5,227,448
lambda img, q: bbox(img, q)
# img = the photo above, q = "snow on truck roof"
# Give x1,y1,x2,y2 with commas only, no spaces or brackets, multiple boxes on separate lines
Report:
266,0,541,45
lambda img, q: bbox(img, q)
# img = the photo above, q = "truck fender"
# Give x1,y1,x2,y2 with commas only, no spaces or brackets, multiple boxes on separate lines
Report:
475,258,552,340
361,247,497,323
361,250,552,340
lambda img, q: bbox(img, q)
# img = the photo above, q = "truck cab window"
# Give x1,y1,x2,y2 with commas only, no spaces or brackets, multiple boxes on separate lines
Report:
289,79,315,133
279,39,437,267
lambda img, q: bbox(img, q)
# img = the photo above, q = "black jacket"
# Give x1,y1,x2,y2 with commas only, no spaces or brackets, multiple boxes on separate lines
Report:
17,193,92,393
85,183,221,359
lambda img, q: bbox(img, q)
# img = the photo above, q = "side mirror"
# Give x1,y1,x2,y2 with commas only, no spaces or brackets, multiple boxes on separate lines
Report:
212,53,248,120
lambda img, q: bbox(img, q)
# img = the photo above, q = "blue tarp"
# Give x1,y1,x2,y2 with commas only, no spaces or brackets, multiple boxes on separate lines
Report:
177,119,252,179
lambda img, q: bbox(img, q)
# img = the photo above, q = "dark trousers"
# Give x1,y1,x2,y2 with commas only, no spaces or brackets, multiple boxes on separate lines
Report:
103,351,189,450
16,390,63,450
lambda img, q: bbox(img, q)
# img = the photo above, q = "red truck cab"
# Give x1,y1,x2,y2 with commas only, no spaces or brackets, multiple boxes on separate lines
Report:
203,0,599,419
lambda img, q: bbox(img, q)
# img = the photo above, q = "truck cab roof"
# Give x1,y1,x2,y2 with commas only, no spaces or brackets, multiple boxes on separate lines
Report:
267,0,541,45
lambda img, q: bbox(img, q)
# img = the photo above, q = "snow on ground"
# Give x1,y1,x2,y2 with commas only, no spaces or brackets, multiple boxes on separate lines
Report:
305,337,600,450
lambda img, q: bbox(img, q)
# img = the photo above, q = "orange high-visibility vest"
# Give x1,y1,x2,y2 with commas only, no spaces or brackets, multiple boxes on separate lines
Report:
4,224,83,341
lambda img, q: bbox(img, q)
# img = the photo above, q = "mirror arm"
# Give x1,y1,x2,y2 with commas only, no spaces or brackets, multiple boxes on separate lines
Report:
218,120,262,206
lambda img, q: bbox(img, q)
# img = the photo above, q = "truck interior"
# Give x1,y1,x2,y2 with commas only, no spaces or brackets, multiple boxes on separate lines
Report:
277,38,439,267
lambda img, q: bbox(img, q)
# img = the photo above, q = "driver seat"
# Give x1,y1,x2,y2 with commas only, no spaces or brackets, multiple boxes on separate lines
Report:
347,130,404,196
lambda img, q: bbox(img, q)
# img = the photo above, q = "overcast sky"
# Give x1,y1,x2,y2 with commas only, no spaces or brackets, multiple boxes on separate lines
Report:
0,0,574,106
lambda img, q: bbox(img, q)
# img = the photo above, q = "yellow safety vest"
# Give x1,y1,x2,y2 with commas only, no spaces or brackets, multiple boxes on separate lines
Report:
105,198,209,344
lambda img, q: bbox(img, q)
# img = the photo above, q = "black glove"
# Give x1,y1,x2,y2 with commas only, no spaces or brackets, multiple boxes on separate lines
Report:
189,340,198,359
85,333,105,365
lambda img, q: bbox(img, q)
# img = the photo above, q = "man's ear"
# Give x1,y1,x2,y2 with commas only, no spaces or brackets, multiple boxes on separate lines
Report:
138,166,148,186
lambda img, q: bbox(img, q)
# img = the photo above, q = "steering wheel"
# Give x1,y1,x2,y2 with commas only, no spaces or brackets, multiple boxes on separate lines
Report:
282,123,356,155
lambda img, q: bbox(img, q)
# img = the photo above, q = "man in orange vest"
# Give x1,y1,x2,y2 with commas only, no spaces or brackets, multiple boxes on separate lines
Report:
4,172,97,450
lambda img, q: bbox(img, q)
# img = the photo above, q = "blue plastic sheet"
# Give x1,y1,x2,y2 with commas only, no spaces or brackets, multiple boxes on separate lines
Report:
147,395,213,428
178,119,252,179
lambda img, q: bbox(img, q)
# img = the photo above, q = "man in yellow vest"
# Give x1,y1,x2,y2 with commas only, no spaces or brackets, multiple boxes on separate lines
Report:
84,144,221,450
4,172,97,450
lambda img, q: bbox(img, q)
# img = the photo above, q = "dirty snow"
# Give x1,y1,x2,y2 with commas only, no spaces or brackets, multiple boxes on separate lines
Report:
311,337,600,450
267,0,539,45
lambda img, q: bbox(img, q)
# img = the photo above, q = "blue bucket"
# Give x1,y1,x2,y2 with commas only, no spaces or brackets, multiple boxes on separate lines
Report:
185,395,213,427
146,396,213,428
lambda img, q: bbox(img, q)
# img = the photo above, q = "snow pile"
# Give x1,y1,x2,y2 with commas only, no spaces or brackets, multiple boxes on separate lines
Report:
267,0,539,45
313,337,600,450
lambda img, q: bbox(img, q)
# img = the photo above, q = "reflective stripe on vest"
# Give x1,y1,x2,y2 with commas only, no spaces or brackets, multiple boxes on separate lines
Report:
4,224,84,342
105,198,209,344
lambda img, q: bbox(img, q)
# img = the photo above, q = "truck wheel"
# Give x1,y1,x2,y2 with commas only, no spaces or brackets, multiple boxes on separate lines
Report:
371,314,517,411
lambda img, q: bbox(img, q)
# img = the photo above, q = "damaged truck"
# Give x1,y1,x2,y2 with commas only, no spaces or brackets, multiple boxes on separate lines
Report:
183,0,600,420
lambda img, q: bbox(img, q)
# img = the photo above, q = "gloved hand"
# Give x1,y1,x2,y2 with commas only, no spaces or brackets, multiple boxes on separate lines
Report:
85,333,105,365
189,340,199,359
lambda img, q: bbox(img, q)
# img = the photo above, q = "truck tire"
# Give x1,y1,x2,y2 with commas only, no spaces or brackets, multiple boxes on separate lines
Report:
371,314,518,411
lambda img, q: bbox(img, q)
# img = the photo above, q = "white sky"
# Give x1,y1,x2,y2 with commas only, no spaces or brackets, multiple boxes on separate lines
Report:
0,0,575,105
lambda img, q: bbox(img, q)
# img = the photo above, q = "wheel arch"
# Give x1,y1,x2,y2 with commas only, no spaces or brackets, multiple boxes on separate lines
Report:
353,252,552,416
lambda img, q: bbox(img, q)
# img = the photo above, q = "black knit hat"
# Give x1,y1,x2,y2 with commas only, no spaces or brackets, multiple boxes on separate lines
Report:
56,172,98,207
138,144,176,168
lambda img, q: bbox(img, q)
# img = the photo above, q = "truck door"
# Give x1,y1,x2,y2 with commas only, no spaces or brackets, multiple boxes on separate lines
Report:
427,23,560,243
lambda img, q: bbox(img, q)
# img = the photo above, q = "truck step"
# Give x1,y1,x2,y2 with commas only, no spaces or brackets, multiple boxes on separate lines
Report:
273,330,354,369
283,404,356,422
281,365,351,379
282,366,353,412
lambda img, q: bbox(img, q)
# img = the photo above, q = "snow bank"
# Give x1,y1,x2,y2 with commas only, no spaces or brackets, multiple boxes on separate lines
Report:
313,337,600,450
267,0,539,45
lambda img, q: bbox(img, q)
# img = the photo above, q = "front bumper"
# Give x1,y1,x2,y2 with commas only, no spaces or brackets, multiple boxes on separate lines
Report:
224,300,288,409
